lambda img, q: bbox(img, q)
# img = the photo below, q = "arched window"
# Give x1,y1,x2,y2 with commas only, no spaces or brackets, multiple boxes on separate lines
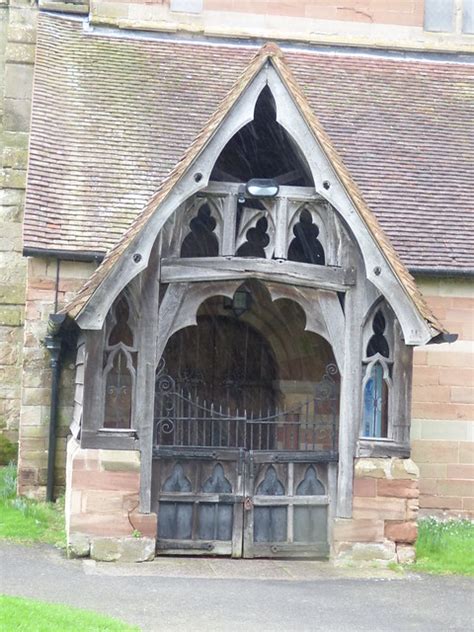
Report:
103,296,137,429
361,308,392,439
362,361,389,438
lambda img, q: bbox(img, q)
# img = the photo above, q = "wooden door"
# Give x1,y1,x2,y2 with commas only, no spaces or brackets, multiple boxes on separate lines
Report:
152,447,245,557
242,453,336,558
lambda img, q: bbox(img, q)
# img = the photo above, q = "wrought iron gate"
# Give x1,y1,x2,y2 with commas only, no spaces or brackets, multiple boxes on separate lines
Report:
151,362,339,558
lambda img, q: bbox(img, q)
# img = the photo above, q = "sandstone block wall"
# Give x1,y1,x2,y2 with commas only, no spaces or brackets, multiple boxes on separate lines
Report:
88,0,473,52
66,439,157,561
412,277,474,518
333,457,419,565
17,257,96,498
0,0,37,448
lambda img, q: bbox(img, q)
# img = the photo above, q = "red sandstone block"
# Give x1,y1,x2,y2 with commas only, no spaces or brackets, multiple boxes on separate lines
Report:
333,518,384,543
437,479,474,498
460,321,474,340
420,495,463,510
418,463,447,479
419,478,437,495
411,441,459,464
377,479,419,499
450,387,474,404
129,512,157,539
412,366,440,386
411,402,472,421
412,385,450,403
70,513,132,537
122,493,140,513
445,308,474,324
28,278,57,291
71,470,139,492
459,443,474,464
84,491,125,514
462,497,474,511
447,464,474,480
353,478,377,497
73,458,100,471
384,521,417,544
439,367,474,386
352,497,407,521
304,5,338,20
426,351,473,369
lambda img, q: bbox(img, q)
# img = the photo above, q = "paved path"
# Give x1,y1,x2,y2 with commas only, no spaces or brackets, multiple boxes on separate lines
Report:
1,543,473,631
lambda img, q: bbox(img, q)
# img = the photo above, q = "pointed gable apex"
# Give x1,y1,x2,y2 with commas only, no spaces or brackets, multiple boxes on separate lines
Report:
63,42,445,344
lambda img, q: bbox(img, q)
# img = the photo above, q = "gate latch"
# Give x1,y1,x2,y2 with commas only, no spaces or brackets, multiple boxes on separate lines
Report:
244,496,253,511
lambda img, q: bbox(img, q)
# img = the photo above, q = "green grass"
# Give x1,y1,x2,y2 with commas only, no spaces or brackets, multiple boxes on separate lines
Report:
415,517,474,576
0,596,139,631
0,464,65,547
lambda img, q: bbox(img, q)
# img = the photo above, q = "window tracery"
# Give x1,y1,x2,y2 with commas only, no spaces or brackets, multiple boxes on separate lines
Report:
361,307,392,439
103,296,137,429
181,203,219,258
288,208,325,265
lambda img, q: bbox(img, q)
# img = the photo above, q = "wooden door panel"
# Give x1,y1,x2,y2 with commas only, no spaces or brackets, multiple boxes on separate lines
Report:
152,448,244,557
243,453,333,558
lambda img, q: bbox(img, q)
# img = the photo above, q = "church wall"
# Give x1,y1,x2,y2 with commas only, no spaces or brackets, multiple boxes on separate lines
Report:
17,256,96,498
86,0,473,53
0,1,37,453
412,277,474,518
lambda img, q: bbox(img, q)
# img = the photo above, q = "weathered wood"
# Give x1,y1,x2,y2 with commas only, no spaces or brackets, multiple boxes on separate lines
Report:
317,290,346,372
252,496,329,506
327,461,337,545
161,257,355,291
81,430,138,451
137,245,161,513
274,196,289,259
336,270,364,518
81,329,105,437
203,182,320,200
221,193,238,256
357,439,411,458
70,336,85,440
391,321,414,447
156,541,233,556
155,281,240,366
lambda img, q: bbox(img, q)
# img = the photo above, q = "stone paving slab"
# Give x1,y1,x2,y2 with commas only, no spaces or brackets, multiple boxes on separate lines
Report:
82,554,406,581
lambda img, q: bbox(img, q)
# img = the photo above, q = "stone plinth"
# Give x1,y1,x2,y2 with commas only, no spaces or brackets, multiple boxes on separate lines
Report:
65,438,157,560
333,457,419,566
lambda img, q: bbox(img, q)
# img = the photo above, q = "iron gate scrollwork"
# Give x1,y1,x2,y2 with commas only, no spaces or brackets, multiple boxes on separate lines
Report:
154,358,339,454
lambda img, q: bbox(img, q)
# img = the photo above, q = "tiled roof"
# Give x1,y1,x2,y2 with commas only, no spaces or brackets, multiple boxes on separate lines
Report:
25,15,473,274
58,39,444,337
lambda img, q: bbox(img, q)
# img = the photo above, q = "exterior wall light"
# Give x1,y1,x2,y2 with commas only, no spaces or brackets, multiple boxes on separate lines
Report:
224,288,252,317
245,178,280,198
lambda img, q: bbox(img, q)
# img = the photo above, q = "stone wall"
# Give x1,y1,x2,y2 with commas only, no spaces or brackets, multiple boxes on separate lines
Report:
411,277,474,519
17,257,97,498
89,0,473,53
0,0,37,449
333,458,418,566
66,439,157,561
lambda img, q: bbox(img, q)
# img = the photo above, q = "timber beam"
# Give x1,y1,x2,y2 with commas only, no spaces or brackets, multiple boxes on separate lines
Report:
161,257,356,291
